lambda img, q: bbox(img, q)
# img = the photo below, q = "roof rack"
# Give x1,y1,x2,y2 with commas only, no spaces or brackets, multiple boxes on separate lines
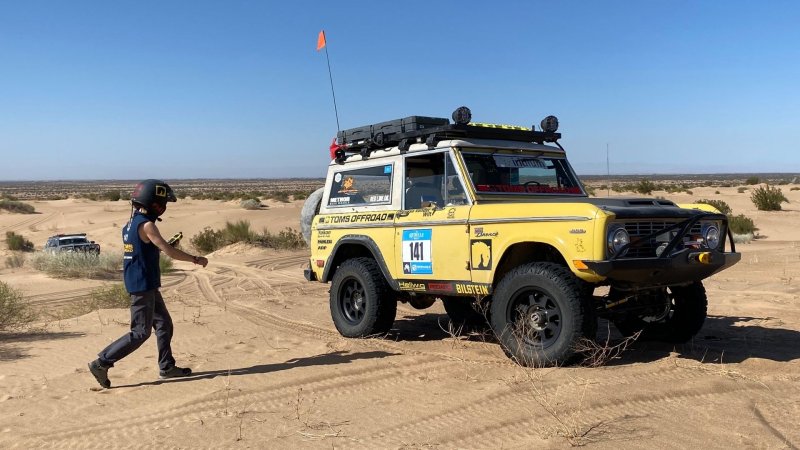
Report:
334,107,561,162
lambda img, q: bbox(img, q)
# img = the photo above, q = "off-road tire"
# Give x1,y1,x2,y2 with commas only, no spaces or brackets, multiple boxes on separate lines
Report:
442,297,489,331
330,257,397,337
490,262,596,367
613,282,707,343
300,187,325,245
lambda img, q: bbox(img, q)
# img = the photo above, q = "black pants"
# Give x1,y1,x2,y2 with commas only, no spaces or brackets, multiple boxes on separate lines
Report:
97,289,176,371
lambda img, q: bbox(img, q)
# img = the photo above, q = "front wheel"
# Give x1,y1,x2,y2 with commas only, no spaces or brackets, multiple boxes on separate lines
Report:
613,282,707,343
330,257,396,337
490,263,595,367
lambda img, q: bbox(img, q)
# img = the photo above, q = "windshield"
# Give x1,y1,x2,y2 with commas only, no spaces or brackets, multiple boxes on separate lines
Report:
461,152,584,196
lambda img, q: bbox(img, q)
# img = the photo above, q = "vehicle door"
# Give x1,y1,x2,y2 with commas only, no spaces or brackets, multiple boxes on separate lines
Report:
393,149,472,295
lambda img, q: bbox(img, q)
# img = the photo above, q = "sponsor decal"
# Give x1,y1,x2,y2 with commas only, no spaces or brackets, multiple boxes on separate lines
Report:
455,283,491,295
318,239,332,244
318,230,331,236
575,238,585,253
317,245,328,250
155,185,167,197
470,239,492,270
399,281,426,291
427,282,454,292
123,243,134,253
324,213,396,224
569,228,586,234
402,229,432,274
474,227,499,238
447,208,456,219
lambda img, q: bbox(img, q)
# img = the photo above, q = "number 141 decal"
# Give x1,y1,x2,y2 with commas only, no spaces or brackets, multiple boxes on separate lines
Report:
402,229,432,275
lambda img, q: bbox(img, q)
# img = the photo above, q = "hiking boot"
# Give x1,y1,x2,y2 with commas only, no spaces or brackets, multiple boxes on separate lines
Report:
88,360,111,389
159,365,192,379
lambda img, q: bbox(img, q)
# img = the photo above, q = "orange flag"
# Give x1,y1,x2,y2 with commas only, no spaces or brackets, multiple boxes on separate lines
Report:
316,30,326,51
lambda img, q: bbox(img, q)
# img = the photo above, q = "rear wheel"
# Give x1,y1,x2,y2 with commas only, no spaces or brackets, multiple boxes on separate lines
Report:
490,263,595,367
330,257,396,337
613,282,707,343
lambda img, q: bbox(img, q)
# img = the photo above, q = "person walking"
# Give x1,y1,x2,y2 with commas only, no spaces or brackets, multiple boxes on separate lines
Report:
88,179,208,389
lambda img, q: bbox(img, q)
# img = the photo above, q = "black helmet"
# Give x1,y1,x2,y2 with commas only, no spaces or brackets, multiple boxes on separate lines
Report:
131,179,177,216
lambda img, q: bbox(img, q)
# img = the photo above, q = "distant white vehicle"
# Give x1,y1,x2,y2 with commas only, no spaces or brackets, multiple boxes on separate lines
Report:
44,233,101,255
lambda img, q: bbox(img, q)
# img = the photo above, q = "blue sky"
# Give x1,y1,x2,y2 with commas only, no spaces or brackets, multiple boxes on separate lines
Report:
1,1,799,180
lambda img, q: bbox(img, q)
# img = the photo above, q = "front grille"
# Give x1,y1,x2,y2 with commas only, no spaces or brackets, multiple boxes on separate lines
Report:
621,220,703,258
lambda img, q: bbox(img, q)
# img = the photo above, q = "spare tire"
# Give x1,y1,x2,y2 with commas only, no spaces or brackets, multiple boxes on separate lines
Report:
300,187,325,245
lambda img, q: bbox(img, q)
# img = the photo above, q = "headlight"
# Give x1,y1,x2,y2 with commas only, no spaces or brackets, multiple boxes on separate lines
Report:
607,226,630,256
703,224,720,250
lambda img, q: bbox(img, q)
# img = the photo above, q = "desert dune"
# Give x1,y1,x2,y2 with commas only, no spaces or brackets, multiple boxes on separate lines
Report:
1,184,799,448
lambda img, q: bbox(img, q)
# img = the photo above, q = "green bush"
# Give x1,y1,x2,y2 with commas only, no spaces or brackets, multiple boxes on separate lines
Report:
159,254,174,274
5,254,25,268
190,227,226,254
101,191,122,201
256,227,307,250
0,199,35,214
695,199,732,215
791,187,800,191
633,180,657,195
87,284,130,309
225,220,257,243
728,214,757,235
31,252,121,279
6,231,34,251
751,185,788,211
0,281,36,330
745,176,760,185
737,187,747,193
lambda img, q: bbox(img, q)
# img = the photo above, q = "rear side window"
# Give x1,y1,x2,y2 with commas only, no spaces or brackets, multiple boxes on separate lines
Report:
328,164,393,207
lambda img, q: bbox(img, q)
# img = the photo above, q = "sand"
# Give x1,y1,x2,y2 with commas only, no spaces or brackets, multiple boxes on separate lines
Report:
1,187,799,449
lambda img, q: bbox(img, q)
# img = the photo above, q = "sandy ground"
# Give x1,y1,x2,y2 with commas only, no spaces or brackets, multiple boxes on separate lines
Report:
1,187,799,449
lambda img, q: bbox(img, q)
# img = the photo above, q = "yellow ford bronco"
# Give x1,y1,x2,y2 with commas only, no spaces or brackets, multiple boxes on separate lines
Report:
302,107,741,366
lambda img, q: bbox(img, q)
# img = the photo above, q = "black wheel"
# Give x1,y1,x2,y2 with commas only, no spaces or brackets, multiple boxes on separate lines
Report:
613,282,707,343
330,257,396,337
490,263,595,367
442,297,489,331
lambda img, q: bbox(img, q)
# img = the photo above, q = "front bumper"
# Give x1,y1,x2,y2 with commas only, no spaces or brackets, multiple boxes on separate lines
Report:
584,212,741,288
583,249,741,287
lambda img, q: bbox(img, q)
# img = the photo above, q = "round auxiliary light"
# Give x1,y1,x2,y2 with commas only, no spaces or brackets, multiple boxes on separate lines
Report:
541,115,559,132
703,224,720,250
607,227,630,255
452,106,472,125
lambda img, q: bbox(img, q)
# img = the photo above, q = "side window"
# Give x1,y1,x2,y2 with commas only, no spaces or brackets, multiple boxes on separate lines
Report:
327,164,393,207
404,152,467,209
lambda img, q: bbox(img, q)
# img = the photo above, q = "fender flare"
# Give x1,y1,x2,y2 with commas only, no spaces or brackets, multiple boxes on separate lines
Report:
322,235,398,291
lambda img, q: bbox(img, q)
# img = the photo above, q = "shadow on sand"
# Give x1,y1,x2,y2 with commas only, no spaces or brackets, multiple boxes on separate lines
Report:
388,312,800,365
0,331,85,361
115,350,398,388
608,315,800,365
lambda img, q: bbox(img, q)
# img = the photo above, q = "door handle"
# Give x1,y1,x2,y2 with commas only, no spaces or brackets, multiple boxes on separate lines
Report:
397,210,410,217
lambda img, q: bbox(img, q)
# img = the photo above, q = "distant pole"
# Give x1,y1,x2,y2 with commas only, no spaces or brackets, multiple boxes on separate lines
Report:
317,30,340,134
606,143,610,196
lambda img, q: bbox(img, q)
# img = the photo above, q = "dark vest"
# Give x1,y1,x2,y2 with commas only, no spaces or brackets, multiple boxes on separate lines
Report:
122,212,161,293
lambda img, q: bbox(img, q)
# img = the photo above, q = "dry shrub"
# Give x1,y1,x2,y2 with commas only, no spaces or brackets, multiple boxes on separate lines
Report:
190,221,306,254
31,251,121,279
159,254,174,273
745,176,760,185
0,199,35,214
5,254,25,268
257,227,307,250
0,281,36,330
240,198,262,210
